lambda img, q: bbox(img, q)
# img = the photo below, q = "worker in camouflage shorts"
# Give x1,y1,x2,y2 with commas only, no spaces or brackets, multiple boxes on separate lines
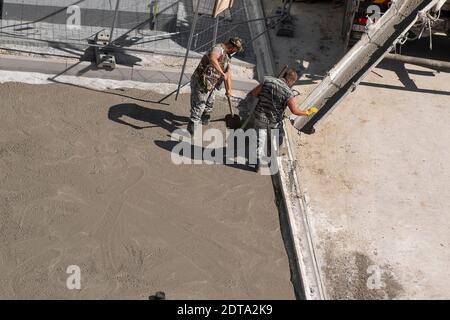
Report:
187,37,244,134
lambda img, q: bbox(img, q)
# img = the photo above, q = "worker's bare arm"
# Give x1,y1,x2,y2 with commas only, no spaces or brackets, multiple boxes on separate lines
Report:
225,68,232,96
249,85,263,97
209,48,227,80
287,97,308,116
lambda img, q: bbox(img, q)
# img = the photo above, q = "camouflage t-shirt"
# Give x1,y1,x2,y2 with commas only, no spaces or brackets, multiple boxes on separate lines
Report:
192,44,231,92
254,76,294,125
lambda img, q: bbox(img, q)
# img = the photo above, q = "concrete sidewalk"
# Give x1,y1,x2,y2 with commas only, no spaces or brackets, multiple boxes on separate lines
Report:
0,54,259,93
292,61,450,300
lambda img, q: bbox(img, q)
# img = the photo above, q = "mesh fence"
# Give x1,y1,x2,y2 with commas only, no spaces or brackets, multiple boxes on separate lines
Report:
0,0,256,62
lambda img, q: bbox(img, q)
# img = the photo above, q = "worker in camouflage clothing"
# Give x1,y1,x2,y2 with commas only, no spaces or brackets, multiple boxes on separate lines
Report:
249,68,312,173
187,37,244,134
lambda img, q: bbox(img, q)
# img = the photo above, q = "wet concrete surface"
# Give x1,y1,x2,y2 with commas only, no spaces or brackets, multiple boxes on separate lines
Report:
0,82,295,299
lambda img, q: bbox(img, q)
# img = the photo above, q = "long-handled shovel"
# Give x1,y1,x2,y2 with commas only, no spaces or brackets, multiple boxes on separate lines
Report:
223,74,241,129
225,95,241,129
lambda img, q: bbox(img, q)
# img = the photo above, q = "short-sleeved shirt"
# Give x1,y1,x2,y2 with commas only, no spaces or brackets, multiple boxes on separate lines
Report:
192,44,231,92
254,76,294,125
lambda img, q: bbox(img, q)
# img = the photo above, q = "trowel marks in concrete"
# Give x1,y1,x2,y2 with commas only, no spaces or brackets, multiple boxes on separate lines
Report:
0,82,295,299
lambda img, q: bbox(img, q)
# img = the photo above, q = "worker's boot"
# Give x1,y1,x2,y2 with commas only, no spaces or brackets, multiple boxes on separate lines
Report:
253,159,261,174
187,121,196,135
201,114,211,126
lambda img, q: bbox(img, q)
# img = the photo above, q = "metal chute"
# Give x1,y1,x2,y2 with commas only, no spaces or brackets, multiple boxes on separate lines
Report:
291,0,444,134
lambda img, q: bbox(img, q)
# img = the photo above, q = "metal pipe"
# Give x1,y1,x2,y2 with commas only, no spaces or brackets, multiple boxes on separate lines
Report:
385,53,450,71
281,0,288,16
213,16,219,45
287,0,294,15
109,0,121,44
175,0,201,101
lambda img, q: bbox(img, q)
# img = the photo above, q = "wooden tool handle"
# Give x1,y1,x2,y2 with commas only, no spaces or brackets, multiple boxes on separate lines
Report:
227,96,234,116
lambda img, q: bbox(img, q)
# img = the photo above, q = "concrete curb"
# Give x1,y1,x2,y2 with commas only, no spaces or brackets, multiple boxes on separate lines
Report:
243,0,276,81
276,127,328,300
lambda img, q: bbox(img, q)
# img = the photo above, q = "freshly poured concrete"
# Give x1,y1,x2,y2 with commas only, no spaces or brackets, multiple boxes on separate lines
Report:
0,81,295,299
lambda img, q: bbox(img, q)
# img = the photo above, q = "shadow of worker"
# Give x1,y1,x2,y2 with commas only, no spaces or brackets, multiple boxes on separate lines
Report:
108,103,189,133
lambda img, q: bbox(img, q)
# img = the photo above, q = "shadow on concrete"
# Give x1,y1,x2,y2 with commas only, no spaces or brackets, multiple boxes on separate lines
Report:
48,78,171,106
108,103,255,173
361,80,450,97
362,60,450,97
49,41,85,58
397,34,450,63
366,34,450,94
108,103,188,132
154,139,256,173
82,42,144,68
378,60,419,90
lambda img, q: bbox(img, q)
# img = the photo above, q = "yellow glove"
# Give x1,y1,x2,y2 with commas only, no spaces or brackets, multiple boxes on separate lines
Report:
305,107,319,116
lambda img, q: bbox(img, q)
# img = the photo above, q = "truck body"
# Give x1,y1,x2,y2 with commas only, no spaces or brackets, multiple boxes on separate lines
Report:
342,0,450,47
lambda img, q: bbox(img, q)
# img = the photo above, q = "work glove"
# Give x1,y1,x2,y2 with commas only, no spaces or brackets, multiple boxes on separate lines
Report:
304,107,319,116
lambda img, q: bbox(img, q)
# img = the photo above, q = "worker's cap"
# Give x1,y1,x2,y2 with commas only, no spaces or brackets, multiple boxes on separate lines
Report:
229,37,244,53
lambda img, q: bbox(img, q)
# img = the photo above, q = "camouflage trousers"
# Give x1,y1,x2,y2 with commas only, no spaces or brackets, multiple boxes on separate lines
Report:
190,76,216,126
254,116,284,162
